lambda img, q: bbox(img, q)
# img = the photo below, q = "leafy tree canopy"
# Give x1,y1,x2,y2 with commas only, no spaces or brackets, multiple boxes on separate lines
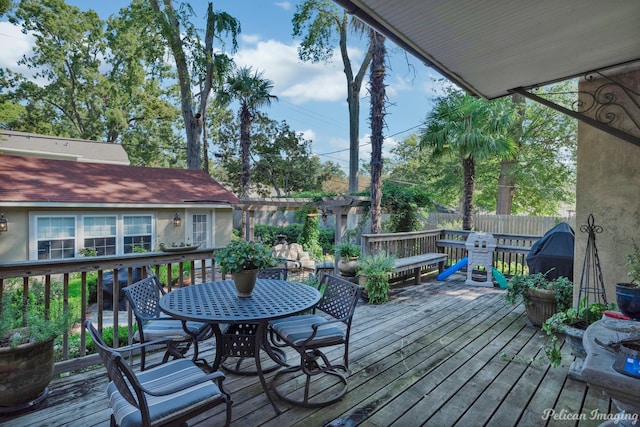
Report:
389,84,576,216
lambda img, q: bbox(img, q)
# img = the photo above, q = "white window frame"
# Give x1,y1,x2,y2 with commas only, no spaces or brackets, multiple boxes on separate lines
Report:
122,214,154,254
81,214,118,256
32,215,77,260
186,210,213,248
29,212,156,260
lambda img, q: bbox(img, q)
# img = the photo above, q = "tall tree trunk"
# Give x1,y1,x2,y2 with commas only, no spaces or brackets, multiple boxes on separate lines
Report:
339,14,372,194
369,29,386,234
152,0,217,170
240,107,252,238
462,156,475,230
496,159,516,214
496,93,524,214
347,84,360,194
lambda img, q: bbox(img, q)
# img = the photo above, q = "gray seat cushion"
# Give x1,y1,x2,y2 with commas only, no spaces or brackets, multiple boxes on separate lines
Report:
270,314,345,347
107,358,221,427
134,319,207,341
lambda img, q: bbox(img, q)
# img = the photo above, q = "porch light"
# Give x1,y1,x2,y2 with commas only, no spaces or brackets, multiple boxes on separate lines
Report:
173,213,182,228
0,213,7,232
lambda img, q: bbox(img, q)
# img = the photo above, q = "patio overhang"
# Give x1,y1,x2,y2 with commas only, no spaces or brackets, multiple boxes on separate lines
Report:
333,0,640,145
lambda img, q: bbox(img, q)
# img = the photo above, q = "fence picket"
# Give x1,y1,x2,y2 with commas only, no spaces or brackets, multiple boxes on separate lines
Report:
425,213,575,235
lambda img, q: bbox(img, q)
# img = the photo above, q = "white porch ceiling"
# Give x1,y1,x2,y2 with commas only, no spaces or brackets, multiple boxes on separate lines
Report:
333,0,640,100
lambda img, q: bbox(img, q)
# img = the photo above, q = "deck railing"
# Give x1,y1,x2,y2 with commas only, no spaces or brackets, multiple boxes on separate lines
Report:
0,249,220,375
362,229,540,277
2,230,541,376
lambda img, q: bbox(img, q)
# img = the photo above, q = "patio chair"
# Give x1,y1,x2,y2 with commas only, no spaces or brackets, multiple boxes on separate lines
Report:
269,273,362,407
257,267,288,280
122,275,212,370
84,321,232,427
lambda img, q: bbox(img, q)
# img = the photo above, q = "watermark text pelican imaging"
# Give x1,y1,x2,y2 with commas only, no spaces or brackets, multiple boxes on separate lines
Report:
542,408,638,424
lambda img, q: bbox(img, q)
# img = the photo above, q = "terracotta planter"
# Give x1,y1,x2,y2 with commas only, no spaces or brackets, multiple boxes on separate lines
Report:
0,336,54,410
615,283,640,320
231,269,259,297
337,257,359,277
525,288,558,327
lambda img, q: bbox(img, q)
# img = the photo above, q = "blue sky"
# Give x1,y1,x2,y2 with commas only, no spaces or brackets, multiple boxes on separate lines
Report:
0,1,447,178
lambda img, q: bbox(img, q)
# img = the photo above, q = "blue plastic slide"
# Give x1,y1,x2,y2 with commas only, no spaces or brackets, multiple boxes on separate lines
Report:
492,268,508,289
437,257,468,281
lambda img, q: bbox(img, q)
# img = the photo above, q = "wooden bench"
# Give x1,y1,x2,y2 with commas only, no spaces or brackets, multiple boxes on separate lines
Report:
393,253,448,285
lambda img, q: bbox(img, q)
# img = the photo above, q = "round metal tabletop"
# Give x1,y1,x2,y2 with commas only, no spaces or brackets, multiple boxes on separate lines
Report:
159,279,321,323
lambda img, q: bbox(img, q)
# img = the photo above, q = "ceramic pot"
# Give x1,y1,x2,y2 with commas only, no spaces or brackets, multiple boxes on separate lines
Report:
563,324,586,381
615,283,640,320
563,324,586,358
0,335,54,409
525,288,558,327
337,257,359,277
232,269,259,297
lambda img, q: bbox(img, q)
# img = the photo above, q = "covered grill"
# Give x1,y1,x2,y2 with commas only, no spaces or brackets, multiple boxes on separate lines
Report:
526,222,575,281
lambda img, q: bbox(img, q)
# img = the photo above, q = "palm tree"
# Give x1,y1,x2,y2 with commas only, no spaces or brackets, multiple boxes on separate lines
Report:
420,90,516,230
219,67,277,237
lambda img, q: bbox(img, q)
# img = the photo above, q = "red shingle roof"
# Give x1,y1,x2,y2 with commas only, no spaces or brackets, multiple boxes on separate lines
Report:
0,155,239,205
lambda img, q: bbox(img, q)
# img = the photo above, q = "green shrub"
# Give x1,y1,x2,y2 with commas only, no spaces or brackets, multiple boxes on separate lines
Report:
255,223,303,246
358,251,396,304
157,263,192,286
335,242,361,259
85,325,135,353
504,272,573,312
298,214,322,260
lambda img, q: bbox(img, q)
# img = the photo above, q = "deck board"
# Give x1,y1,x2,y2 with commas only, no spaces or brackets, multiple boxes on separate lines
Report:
1,275,614,427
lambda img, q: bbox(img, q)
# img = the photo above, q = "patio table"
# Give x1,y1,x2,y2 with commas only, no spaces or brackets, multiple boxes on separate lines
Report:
159,278,321,414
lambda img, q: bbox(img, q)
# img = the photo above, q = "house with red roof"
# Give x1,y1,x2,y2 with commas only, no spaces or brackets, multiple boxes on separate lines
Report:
0,154,238,263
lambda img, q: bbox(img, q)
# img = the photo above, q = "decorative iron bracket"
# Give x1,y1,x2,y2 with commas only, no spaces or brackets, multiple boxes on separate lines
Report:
512,68,640,148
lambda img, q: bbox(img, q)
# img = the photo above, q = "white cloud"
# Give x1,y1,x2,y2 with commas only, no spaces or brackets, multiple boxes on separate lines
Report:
300,128,315,142
274,2,292,11
0,22,35,76
233,38,370,105
240,34,261,45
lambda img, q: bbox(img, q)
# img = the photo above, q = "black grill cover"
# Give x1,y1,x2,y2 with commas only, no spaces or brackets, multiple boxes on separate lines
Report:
526,222,575,281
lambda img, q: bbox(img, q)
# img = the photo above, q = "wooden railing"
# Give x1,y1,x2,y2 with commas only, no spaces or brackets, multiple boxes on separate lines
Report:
0,249,219,375
361,230,442,257
362,229,540,277
2,229,541,375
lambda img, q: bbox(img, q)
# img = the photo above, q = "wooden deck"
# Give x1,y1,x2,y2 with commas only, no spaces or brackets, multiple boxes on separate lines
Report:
1,275,613,427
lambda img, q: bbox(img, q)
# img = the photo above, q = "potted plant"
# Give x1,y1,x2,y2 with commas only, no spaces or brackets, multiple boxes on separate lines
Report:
542,300,615,377
504,272,573,327
0,293,73,412
215,238,277,297
357,251,396,304
616,241,640,320
335,241,361,277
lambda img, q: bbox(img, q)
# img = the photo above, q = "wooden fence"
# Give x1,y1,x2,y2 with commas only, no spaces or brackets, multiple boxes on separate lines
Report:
423,212,576,236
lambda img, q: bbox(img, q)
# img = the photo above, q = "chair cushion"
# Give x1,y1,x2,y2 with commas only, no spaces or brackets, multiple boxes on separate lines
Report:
133,319,207,342
270,314,345,347
107,359,222,427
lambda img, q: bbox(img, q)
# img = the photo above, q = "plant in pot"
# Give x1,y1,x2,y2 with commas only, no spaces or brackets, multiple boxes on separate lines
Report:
0,292,73,412
215,238,277,297
335,242,361,277
615,241,640,320
542,299,615,373
357,251,396,304
504,272,573,328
